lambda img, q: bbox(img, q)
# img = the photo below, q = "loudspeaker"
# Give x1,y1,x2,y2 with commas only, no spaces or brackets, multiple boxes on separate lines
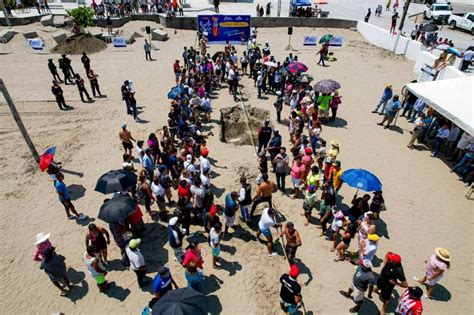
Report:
146,26,151,34
288,27,293,35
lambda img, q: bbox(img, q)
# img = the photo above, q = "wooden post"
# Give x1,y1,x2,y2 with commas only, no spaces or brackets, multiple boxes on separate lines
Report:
0,79,40,162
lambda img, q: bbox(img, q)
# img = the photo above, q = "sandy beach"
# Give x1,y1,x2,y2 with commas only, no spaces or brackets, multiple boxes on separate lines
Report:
0,21,473,314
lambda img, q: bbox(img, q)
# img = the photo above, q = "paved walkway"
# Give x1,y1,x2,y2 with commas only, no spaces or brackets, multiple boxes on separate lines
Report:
2,0,472,49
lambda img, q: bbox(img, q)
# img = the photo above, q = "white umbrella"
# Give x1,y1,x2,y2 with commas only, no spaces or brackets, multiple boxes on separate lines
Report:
264,61,278,68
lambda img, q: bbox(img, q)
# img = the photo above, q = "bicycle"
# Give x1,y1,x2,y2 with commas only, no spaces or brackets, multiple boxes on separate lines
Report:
14,5,31,15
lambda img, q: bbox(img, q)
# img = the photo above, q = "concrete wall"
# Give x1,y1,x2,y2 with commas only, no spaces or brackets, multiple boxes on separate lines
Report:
0,15,42,26
357,21,424,61
414,51,465,80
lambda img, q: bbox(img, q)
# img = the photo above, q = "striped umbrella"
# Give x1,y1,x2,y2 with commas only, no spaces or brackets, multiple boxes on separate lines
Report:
287,62,308,74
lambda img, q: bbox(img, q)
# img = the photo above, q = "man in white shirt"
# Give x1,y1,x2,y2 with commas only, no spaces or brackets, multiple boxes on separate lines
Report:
183,154,196,181
199,150,211,173
407,113,426,149
450,132,473,162
257,208,282,257
431,123,450,157
209,222,222,268
257,71,263,99
125,239,149,288
460,48,473,71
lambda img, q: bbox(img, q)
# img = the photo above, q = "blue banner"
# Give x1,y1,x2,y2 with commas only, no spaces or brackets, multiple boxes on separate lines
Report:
198,15,251,44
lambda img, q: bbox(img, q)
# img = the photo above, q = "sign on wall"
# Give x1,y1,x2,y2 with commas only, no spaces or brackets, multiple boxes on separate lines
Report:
303,36,318,46
328,36,343,47
27,38,44,50
197,15,251,44
113,36,127,47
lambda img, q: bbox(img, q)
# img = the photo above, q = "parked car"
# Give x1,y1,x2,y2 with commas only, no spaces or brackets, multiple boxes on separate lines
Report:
448,12,474,35
423,3,453,24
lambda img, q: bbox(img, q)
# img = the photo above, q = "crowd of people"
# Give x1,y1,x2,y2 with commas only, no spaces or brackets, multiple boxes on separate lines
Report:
32,25,463,315
90,0,185,18
372,82,473,184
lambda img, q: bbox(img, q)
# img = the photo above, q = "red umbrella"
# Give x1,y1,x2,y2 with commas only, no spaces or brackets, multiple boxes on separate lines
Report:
39,146,56,171
286,62,309,74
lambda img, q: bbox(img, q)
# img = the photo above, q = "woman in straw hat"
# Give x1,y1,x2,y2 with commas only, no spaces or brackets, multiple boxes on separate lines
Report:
33,232,54,262
414,247,451,299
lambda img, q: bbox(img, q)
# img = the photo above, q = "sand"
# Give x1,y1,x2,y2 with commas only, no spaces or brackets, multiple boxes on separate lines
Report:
0,21,473,314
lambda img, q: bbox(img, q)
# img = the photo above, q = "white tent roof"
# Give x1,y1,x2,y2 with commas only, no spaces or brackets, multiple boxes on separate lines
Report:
407,77,474,135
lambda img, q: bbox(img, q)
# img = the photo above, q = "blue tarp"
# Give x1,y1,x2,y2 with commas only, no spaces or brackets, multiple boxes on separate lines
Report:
292,0,312,6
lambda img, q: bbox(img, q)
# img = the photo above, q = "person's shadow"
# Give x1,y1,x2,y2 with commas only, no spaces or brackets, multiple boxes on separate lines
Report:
293,259,313,286
203,274,223,295
67,184,86,200
103,281,131,301
65,267,88,302
430,284,452,301
206,294,223,315
219,258,242,276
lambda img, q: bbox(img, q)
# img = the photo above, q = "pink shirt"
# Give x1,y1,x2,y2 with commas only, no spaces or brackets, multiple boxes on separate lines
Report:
290,162,305,179
425,254,447,275
33,240,53,261
182,248,203,269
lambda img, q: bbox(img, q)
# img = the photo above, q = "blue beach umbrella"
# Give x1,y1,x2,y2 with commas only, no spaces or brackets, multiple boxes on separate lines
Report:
167,85,186,99
340,169,382,192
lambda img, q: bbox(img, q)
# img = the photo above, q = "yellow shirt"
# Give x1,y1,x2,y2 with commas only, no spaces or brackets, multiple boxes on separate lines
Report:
333,168,343,189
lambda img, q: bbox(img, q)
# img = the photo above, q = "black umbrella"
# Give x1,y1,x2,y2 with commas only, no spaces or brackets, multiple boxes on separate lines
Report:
421,23,439,32
98,195,137,223
152,288,207,315
95,169,137,194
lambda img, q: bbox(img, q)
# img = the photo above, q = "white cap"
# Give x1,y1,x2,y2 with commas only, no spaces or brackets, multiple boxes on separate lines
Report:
122,162,132,168
186,154,192,162
276,91,282,95
120,122,126,128
362,259,373,268
169,217,178,226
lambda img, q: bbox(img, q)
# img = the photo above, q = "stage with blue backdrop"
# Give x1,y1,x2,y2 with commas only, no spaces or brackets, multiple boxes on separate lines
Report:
197,15,251,44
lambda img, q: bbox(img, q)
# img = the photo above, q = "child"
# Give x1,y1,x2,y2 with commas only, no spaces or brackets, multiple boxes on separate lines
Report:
301,185,317,226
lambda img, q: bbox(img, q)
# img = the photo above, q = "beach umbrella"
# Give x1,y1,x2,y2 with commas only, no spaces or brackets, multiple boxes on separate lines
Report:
314,0,328,4
167,85,185,99
319,34,333,43
287,62,308,74
313,79,341,93
264,61,278,67
297,74,314,83
39,146,56,171
95,169,137,194
98,195,137,223
436,44,450,51
340,169,382,192
447,47,461,57
212,51,223,62
421,23,439,33
152,288,207,315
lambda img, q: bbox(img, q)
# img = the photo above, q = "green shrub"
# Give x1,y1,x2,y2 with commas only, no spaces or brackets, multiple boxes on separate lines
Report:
67,6,95,28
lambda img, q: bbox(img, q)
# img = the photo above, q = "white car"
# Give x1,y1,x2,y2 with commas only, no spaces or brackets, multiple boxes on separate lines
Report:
424,3,453,24
448,12,474,35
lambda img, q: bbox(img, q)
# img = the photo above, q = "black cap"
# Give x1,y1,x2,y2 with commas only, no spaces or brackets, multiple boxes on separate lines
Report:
408,286,423,299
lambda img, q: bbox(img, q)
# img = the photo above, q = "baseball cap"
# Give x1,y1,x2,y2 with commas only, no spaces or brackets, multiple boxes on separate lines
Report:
333,160,341,167
120,122,127,128
408,286,423,299
386,252,402,264
289,264,300,278
210,204,217,216
368,234,380,242
201,149,209,157
169,217,179,226
305,147,312,155
362,259,372,268
128,238,141,249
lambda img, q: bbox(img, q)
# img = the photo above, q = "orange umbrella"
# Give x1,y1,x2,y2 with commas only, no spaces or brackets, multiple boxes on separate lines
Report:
314,0,328,4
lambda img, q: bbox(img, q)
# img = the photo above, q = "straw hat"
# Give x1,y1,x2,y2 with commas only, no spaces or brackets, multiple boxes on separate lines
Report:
435,247,451,262
35,232,51,245
330,140,340,148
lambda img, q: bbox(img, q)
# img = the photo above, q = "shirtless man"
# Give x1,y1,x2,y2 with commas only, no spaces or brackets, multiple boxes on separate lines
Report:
119,123,135,156
279,222,302,265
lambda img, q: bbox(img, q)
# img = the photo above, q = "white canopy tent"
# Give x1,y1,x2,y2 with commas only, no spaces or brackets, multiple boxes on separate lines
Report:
407,77,474,135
